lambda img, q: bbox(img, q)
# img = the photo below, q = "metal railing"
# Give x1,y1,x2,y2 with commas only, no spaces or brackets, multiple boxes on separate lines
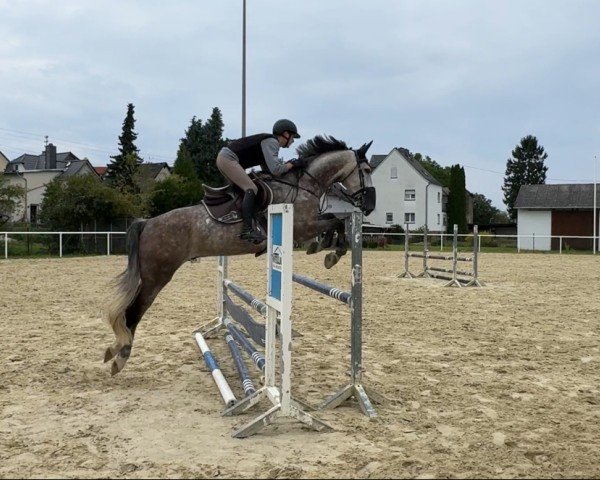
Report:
1,229,599,259
2,231,127,259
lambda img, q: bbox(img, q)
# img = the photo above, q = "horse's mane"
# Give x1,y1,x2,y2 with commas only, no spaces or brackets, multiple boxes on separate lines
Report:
296,135,349,160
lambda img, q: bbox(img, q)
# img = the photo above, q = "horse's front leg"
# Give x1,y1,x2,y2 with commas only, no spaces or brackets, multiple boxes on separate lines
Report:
304,215,348,269
305,214,342,255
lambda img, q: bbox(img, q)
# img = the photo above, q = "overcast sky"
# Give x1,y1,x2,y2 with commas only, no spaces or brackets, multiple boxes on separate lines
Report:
1,0,599,209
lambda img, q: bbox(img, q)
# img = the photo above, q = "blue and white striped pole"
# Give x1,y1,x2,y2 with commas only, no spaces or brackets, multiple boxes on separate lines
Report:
194,331,236,408
225,332,256,397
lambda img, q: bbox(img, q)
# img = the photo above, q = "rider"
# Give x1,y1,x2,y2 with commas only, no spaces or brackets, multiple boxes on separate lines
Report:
216,119,305,244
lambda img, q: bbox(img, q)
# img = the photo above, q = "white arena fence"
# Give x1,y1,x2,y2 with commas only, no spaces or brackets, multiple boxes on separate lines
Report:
1,231,127,259
362,231,600,255
1,230,599,259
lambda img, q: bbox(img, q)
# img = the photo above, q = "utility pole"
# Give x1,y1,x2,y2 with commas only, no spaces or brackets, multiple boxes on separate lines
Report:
242,0,247,137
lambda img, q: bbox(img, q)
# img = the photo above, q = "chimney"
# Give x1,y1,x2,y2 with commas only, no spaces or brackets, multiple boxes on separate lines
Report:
45,143,57,169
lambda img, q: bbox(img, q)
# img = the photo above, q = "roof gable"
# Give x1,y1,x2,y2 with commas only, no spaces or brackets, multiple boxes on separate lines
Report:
373,148,442,186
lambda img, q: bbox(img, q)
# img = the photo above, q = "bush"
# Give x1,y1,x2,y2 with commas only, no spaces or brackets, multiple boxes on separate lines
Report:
40,174,142,231
147,176,204,217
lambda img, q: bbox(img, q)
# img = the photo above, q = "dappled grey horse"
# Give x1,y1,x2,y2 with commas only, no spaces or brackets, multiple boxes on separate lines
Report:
104,135,375,375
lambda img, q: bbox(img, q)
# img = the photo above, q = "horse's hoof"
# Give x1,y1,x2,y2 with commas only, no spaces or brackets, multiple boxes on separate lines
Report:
111,355,127,376
110,361,121,376
104,347,117,363
324,252,340,269
306,242,320,255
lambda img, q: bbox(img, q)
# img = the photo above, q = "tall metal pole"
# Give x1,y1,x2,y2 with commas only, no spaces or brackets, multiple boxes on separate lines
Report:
242,0,247,137
594,155,597,254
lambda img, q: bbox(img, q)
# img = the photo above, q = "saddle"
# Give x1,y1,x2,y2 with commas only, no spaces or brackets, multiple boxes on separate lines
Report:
201,172,273,225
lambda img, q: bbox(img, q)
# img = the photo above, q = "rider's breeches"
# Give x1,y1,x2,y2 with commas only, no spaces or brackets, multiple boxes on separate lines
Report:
216,155,258,194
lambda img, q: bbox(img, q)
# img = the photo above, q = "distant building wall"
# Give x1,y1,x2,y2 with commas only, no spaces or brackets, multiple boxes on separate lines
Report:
517,210,551,250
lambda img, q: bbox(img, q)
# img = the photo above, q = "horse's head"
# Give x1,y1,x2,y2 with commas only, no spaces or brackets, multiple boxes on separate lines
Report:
297,135,376,215
331,141,376,216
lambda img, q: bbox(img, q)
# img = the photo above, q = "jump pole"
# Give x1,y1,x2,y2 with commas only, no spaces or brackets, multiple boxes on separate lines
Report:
223,204,332,438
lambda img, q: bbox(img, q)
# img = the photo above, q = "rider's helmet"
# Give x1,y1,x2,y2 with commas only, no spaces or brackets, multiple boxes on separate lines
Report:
273,119,301,138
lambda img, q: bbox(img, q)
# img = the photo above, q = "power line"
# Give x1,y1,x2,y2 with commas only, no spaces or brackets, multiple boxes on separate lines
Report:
0,126,173,163
462,163,597,184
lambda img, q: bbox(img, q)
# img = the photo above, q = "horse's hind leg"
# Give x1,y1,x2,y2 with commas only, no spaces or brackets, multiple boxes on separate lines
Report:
110,277,171,375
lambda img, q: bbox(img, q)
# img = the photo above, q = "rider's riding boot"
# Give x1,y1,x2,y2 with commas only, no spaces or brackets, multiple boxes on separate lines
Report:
239,189,266,244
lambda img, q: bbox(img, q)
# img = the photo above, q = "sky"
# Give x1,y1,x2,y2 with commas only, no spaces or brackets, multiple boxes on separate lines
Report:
1,0,599,210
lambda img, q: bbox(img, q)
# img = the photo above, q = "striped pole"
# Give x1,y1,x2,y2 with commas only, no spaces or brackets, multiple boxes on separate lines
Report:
225,332,256,397
224,279,267,316
224,318,266,372
292,273,351,306
194,331,236,408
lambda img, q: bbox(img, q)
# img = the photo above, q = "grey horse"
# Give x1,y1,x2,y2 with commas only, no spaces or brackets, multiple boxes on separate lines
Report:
104,135,375,375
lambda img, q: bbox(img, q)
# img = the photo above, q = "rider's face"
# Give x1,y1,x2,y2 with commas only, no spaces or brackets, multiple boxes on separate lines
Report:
279,132,294,148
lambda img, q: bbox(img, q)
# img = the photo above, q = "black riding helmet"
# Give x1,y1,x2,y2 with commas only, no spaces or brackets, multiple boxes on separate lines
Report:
273,119,301,139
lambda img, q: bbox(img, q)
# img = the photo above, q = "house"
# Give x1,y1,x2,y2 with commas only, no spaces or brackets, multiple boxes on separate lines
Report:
515,184,600,251
137,162,171,182
94,166,108,178
368,148,447,232
0,150,8,172
3,143,100,223
95,161,171,191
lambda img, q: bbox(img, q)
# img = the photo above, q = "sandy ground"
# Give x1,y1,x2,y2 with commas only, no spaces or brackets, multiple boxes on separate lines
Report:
1,250,600,479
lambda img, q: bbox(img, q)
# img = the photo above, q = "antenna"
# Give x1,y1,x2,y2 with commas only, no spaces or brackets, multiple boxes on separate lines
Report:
44,135,49,147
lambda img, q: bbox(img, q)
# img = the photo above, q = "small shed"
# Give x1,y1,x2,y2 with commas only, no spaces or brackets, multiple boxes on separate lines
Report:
515,184,600,250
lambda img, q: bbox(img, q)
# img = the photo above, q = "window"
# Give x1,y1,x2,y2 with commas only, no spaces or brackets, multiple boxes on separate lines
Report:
404,212,415,224
386,212,393,224
390,167,397,179
404,189,416,201
437,192,441,203
437,214,440,225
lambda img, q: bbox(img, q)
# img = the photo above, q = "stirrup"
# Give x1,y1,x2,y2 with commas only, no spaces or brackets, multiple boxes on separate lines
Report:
240,229,266,244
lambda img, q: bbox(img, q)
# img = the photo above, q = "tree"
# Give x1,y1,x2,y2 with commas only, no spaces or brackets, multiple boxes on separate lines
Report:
0,174,25,221
147,175,204,217
180,107,226,187
40,174,142,231
106,103,143,192
447,164,467,233
414,153,451,187
502,135,548,220
173,144,197,181
472,192,500,225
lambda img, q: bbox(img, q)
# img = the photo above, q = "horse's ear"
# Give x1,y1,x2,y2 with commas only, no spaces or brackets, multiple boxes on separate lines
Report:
357,140,373,157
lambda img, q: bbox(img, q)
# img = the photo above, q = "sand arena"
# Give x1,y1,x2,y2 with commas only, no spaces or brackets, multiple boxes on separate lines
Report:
1,251,599,478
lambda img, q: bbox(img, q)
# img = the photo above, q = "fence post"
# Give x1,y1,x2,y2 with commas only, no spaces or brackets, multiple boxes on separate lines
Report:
4,233,7,259
559,236,562,254
107,233,111,256
59,233,63,258
532,233,535,252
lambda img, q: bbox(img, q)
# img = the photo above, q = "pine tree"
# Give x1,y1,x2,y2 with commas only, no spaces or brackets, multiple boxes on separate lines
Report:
502,135,548,220
107,103,142,192
173,144,197,181
180,108,226,187
447,165,467,233
199,107,226,185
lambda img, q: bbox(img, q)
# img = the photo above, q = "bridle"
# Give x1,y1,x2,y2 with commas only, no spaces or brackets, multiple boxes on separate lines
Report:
267,150,374,213
332,151,372,208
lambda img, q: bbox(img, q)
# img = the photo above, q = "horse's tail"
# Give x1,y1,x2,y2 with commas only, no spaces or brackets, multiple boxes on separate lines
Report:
105,219,147,347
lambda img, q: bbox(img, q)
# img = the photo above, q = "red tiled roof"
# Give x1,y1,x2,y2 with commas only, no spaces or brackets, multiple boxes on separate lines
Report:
95,166,107,175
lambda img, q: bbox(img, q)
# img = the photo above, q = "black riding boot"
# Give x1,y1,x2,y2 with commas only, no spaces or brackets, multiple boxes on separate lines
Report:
239,189,266,244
